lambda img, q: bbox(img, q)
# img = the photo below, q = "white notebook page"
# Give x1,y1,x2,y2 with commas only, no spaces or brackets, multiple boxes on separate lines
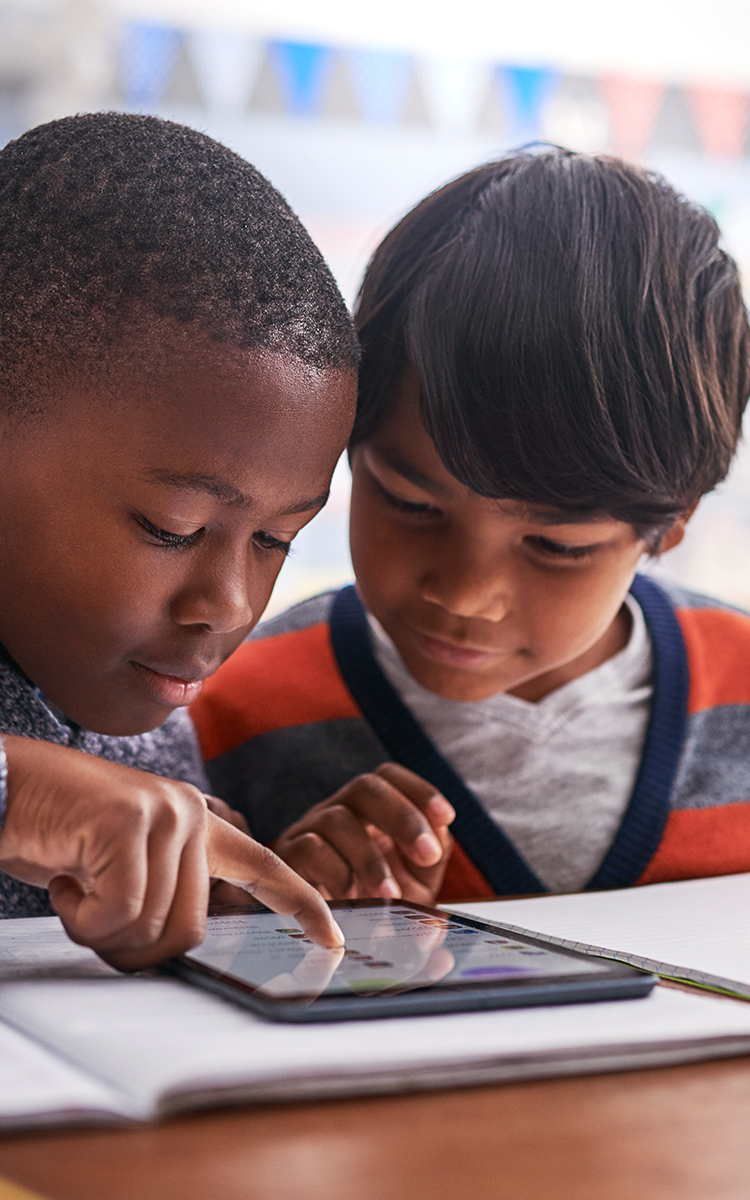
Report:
5,975,750,1115
446,873,750,996
0,1017,132,1127
0,917,118,983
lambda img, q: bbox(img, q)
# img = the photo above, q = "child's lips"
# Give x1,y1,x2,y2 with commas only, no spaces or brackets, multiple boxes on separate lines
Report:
409,628,502,670
130,661,208,707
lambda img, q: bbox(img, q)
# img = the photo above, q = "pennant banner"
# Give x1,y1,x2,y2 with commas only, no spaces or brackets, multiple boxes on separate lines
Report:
347,49,413,124
686,86,750,159
600,75,665,161
114,21,750,163
270,42,334,116
498,66,559,141
188,31,261,113
122,22,182,107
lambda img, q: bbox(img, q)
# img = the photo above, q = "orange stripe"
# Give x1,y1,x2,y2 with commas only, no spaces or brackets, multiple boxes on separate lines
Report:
637,803,750,885
437,842,496,903
190,623,361,760
677,606,750,714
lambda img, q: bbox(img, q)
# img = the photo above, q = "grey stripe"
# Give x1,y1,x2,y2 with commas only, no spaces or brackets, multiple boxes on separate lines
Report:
672,706,750,810
250,590,339,642
206,717,390,843
644,574,750,616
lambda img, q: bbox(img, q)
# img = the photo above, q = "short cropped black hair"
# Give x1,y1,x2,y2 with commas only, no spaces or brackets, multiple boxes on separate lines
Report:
0,112,358,407
353,150,750,535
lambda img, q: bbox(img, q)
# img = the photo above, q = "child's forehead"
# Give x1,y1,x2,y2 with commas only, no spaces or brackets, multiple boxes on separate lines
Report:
69,332,354,418
7,339,355,494
13,311,356,436
108,328,321,387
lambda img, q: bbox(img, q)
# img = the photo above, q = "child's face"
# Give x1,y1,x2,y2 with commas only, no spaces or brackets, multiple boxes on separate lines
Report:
0,337,354,735
350,371,679,703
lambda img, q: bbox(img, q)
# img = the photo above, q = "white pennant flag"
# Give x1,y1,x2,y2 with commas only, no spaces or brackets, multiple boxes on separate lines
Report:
420,56,487,134
188,30,262,113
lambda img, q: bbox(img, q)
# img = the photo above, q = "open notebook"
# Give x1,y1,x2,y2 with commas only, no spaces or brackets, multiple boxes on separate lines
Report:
447,872,750,999
5,900,750,1130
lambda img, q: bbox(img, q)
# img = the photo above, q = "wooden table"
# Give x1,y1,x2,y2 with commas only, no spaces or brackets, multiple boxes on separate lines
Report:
2,1052,750,1200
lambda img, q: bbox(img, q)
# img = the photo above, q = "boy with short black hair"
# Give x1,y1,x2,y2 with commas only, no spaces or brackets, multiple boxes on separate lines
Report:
193,150,750,904
0,111,357,963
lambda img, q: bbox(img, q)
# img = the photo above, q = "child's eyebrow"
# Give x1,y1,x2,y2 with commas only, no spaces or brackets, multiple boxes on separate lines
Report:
145,468,248,505
143,469,329,514
375,450,447,497
512,503,610,527
375,452,606,523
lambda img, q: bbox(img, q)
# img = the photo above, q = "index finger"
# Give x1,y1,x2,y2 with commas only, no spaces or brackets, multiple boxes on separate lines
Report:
206,813,344,948
374,764,455,826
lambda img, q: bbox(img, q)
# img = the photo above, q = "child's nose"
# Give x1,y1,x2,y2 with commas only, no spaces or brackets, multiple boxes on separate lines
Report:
170,555,254,633
420,544,510,622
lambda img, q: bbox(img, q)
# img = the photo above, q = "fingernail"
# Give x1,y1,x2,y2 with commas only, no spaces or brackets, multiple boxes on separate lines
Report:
415,831,442,863
379,877,401,899
331,921,345,947
428,795,455,823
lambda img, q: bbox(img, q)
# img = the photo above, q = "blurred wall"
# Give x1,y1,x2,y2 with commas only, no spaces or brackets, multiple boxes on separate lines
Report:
3,0,750,612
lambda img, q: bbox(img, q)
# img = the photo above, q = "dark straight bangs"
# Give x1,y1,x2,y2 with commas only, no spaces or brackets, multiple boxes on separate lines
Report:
353,150,750,533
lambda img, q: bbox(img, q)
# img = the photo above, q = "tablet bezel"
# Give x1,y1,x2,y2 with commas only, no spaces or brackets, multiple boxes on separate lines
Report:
164,899,655,1023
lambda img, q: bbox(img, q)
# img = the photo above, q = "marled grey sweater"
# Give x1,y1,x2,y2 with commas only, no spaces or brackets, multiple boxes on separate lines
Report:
0,650,209,917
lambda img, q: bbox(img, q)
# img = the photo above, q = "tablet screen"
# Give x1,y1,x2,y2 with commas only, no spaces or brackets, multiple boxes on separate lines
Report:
184,903,609,1000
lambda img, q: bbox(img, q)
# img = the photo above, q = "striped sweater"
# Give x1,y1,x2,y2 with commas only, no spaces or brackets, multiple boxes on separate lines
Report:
191,575,750,903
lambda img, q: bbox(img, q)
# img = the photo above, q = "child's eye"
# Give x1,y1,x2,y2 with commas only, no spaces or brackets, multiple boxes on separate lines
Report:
376,480,440,517
253,530,292,556
528,536,598,560
134,514,203,549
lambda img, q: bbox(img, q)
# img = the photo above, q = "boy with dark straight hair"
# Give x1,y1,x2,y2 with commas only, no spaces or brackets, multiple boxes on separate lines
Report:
194,150,750,905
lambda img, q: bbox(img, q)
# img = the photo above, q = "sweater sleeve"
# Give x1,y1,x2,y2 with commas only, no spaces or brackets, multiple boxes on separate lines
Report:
0,734,6,827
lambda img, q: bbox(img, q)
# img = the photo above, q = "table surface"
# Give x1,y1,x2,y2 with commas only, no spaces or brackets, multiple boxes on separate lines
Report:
2,1050,750,1200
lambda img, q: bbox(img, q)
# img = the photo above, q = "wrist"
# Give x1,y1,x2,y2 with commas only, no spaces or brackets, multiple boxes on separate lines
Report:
0,734,66,835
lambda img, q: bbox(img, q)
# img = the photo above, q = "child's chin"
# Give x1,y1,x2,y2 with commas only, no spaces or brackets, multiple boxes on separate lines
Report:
405,657,507,703
79,694,181,738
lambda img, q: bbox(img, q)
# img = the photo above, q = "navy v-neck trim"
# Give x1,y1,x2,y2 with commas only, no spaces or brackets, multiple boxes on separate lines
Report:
586,574,688,888
329,575,688,895
330,586,545,895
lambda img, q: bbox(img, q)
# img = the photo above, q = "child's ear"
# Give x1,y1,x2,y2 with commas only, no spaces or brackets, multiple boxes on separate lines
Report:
656,502,700,554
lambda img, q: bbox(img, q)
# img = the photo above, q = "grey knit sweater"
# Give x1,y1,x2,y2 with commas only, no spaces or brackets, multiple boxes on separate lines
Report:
0,650,209,917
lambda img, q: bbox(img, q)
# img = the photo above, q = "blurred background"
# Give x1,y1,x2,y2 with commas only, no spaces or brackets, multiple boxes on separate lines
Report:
4,0,750,612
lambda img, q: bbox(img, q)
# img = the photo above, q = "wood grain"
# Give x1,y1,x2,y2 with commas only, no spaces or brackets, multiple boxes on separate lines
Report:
2,1056,750,1200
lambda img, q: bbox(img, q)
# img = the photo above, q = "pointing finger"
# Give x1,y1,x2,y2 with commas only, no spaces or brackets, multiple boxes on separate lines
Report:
206,813,345,948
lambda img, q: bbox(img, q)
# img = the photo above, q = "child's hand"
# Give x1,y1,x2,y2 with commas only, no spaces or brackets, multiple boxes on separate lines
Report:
204,795,259,906
274,763,455,905
204,793,250,834
0,735,344,969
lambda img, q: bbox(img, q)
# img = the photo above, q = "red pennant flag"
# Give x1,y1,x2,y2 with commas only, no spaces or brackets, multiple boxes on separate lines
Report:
600,75,665,161
686,86,750,158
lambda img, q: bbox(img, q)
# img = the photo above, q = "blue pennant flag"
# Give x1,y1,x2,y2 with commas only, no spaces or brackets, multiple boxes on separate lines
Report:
498,65,559,141
122,22,182,108
347,49,413,124
271,41,333,115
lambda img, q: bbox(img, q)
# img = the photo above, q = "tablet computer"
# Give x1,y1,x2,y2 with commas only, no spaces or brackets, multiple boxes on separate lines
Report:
165,900,655,1023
